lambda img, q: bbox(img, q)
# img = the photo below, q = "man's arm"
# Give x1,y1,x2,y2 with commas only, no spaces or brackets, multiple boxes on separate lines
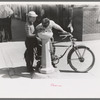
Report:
36,23,45,33
5,6,14,17
35,24,42,41
51,20,67,33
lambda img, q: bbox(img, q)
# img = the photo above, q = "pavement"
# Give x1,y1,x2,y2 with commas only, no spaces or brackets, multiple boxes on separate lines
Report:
0,40,100,98
0,18,100,98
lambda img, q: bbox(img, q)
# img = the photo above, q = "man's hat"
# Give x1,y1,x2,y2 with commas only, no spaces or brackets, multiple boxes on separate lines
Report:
27,11,38,17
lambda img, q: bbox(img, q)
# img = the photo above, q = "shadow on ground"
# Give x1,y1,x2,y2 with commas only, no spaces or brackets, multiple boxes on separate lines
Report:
59,70,87,73
0,67,86,79
0,66,32,79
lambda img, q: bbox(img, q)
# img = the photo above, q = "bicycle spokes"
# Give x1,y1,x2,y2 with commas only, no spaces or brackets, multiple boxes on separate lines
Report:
68,46,95,72
73,48,87,61
74,47,83,58
82,48,86,58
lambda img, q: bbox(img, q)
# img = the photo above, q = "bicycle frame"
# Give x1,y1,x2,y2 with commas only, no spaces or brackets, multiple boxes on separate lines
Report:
52,32,95,72
53,36,76,61
54,43,72,60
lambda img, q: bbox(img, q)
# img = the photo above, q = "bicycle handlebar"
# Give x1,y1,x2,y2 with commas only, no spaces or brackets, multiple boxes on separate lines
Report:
60,34,73,37
59,32,73,38
59,32,77,42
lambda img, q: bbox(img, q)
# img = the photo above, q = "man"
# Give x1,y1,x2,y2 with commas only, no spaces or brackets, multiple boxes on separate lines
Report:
0,5,14,42
36,18,70,68
24,11,41,72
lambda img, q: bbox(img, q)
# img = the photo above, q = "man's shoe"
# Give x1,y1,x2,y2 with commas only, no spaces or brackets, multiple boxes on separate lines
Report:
52,62,57,68
27,67,34,73
35,61,41,72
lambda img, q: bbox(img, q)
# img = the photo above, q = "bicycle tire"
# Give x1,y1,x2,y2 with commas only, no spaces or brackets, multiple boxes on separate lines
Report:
67,45,95,72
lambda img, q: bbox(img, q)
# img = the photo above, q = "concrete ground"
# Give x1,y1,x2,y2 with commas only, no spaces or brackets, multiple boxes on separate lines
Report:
0,40,100,98
0,18,100,98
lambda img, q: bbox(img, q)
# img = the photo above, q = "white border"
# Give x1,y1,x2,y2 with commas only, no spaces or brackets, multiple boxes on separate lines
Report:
0,1,100,98
0,2,100,5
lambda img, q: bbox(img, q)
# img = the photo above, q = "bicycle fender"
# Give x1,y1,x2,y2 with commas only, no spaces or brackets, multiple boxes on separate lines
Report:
67,45,90,64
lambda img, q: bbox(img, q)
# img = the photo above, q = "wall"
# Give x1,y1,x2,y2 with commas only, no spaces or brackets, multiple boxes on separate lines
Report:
6,4,83,41
10,4,73,41
72,7,83,41
83,6,100,41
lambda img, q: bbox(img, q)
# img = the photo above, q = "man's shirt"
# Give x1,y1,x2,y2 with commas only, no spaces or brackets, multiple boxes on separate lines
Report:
36,20,60,33
0,5,13,18
25,22,35,37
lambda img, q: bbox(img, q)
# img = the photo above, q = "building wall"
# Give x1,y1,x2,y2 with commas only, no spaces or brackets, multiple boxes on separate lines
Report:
6,4,100,41
72,7,83,41
83,6,100,41
9,4,73,41
6,4,84,41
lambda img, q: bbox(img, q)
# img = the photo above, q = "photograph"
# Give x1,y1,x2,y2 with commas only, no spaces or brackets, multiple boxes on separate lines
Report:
0,1,100,98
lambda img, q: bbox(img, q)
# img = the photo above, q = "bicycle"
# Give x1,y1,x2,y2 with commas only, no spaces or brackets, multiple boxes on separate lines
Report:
52,32,95,73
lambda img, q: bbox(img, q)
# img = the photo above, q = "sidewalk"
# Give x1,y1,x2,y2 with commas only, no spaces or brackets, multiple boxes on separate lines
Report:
0,40,99,79
0,40,100,98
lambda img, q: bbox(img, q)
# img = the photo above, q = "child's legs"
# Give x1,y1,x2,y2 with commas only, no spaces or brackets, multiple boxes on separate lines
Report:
35,37,42,58
50,39,57,68
50,38,55,57
37,43,42,57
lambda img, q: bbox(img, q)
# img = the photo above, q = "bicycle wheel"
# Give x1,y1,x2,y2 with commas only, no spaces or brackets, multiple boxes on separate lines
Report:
68,46,95,72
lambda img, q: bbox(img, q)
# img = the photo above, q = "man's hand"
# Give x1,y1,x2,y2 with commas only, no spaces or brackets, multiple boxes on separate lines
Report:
58,30,73,37
60,31,73,39
62,31,73,37
36,37,41,42
62,30,68,34
67,33,73,37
